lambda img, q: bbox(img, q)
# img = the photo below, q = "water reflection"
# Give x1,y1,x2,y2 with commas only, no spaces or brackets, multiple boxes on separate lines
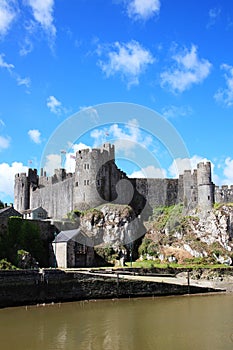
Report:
0,295,232,350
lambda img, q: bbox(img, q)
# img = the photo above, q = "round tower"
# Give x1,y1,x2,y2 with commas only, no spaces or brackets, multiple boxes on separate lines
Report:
73,143,115,209
14,173,29,212
197,162,214,210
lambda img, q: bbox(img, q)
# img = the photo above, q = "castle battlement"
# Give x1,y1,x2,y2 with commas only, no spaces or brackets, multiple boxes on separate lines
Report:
13,143,233,219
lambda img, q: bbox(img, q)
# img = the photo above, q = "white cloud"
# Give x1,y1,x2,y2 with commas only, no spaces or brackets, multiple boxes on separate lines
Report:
25,0,56,38
169,155,210,178
0,53,14,70
161,105,193,119
0,0,17,37
43,153,61,175
0,135,10,150
0,53,31,89
98,40,154,87
214,64,233,107
222,157,233,184
0,162,28,199
64,143,90,173
207,7,221,28
16,75,31,88
90,119,154,159
160,44,212,93
129,165,166,178
28,129,41,144
47,95,66,115
126,0,160,21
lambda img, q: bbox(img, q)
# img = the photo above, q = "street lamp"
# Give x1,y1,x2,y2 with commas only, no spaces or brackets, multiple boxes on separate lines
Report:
54,231,57,268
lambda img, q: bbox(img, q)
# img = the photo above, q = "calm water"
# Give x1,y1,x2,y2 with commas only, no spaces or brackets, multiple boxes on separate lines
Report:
0,294,232,350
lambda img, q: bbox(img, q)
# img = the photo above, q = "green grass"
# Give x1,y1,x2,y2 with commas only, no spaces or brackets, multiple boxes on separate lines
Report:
125,260,232,270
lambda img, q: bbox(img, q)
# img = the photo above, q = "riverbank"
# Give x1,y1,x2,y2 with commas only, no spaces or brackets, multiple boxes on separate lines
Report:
0,268,225,308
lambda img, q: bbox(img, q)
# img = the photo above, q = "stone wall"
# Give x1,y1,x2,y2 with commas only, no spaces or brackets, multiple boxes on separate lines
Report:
31,177,74,219
0,269,219,308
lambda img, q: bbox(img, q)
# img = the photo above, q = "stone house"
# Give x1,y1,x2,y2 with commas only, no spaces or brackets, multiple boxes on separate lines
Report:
52,229,95,268
22,207,48,220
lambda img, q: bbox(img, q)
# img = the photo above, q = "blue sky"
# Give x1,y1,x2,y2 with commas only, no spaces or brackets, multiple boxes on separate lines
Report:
1,0,233,204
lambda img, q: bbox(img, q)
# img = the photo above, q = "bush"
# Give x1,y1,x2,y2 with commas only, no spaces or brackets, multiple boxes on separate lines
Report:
0,259,17,270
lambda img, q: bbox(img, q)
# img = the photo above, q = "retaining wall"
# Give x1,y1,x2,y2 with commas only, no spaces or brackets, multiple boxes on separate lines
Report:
0,269,220,308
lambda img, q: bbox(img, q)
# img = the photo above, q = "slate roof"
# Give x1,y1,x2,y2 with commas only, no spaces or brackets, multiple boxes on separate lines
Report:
53,228,93,246
53,229,81,243
0,206,22,217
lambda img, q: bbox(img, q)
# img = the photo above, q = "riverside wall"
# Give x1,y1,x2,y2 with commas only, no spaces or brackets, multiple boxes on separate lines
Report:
0,269,219,308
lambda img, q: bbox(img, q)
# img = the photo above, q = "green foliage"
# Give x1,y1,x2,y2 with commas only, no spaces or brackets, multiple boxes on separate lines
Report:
95,245,118,262
0,200,4,209
138,238,159,257
214,202,233,210
151,204,184,232
0,259,17,270
0,217,44,267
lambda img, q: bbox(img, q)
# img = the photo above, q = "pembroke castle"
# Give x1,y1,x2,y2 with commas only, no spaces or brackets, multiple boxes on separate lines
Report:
14,143,233,219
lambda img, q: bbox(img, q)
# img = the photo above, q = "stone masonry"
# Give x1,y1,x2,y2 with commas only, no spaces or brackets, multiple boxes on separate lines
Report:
14,143,227,219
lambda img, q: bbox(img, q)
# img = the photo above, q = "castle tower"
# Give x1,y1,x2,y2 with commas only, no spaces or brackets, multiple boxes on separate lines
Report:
73,143,115,209
197,162,214,210
14,169,38,213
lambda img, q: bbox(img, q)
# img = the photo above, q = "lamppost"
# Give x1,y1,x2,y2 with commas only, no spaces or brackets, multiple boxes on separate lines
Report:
54,231,57,268
130,241,133,268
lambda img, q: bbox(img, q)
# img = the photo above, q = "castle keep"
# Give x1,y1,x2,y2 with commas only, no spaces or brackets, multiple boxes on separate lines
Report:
14,143,233,219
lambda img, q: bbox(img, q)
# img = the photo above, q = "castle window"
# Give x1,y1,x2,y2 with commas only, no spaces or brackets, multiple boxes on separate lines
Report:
208,196,210,200
75,181,78,187
84,180,86,186
87,180,89,185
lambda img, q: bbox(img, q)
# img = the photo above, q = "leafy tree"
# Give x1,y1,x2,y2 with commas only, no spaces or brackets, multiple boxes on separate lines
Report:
0,200,4,209
2,217,45,267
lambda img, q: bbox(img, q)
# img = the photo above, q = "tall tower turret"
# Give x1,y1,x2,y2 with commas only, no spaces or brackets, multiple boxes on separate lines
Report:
14,169,38,213
73,143,115,210
197,162,214,210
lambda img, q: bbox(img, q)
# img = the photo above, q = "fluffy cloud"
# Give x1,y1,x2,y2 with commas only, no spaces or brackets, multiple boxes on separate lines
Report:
169,155,210,178
126,0,160,21
0,162,28,200
47,95,65,115
214,64,233,107
160,44,212,93
0,0,17,37
28,129,41,144
129,165,166,178
98,40,154,87
25,0,56,38
90,119,153,157
43,143,90,175
222,157,233,184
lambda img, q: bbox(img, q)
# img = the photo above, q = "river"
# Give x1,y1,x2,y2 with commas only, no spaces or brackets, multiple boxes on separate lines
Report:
0,294,232,350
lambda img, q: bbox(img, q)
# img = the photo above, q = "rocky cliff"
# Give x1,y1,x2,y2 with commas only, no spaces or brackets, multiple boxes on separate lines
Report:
142,204,233,265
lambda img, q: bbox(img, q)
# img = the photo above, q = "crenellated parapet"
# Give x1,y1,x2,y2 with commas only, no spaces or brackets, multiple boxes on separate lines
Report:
14,144,233,219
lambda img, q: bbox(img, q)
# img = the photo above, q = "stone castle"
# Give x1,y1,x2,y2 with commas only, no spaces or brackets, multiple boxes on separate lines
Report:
14,143,233,219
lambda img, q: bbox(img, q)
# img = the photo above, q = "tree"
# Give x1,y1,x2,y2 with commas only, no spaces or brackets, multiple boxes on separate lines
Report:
0,200,4,209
